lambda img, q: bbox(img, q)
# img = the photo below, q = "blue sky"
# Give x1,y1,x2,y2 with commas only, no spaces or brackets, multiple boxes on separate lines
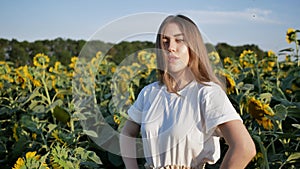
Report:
0,0,299,52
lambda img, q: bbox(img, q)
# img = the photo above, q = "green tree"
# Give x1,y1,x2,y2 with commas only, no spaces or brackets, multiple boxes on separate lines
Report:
8,39,30,66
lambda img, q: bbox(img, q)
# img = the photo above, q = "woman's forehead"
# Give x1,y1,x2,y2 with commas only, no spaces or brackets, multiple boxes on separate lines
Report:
162,23,183,37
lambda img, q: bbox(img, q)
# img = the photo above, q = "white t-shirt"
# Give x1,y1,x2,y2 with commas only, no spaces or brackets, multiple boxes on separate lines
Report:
128,80,242,168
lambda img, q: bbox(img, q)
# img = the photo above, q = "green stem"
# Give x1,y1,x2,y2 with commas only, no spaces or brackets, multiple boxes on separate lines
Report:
41,76,52,108
252,135,270,169
255,63,262,94
275,57,280,88
266,136,278,152
41,68,56,124
271,137,276,154
295,40,299,67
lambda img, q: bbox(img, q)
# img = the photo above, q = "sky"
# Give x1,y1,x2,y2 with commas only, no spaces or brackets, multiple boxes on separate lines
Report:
0,0,299,53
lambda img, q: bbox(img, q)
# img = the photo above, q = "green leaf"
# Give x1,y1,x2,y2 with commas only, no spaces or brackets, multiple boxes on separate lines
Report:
287,106,300,118
29,100,38,110
274,104,288,121
286,152,300,163
87,151,102,164
32,104,45,113
48,99,64,110
20,115,38,132
19,87,41,106
272,87,287,100
72,112,87,120
240,83,254,91
259,93,272,104
53,106,70,123
83,129,98,137
292,124,300,129
279,48,294,52
47,123,57,133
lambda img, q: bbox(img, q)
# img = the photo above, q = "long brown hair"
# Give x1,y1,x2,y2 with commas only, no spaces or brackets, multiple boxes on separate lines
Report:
155,14,224,93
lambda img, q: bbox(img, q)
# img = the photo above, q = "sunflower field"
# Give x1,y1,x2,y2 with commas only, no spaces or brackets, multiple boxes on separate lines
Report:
0,29,299,169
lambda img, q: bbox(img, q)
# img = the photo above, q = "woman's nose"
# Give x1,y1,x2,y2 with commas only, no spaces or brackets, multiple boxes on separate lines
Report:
168,40,176,52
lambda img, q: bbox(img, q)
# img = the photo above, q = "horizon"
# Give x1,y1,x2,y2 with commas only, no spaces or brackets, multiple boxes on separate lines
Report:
0,36,269,53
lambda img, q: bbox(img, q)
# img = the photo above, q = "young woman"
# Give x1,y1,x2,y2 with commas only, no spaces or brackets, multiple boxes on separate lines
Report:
120,14,256,169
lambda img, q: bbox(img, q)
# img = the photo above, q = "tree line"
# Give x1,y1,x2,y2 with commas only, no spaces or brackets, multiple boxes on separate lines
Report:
0,38,266,67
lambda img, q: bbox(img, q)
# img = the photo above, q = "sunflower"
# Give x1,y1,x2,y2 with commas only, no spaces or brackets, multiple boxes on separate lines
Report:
113,114,121,125
13,151,49,169
223,57,233,65
12,157,25,169
267,50,276,57
218,70,236,94
115,66,133,80
15,66,30,89
0,61,14,83
260,59,276,73
0,61,11,73
111,66,116,73
286,28,296,44
33,53,50,68
247,97,275,130
149,53,157,66
208,51,220,64
239,50,257,68
69,56,78,68
137,50,148,64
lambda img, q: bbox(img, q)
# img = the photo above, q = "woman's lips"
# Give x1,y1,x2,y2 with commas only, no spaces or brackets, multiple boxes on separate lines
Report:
168,55,179,63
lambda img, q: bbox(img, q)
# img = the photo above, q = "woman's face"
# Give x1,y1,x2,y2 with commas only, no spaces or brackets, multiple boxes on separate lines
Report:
161,22,190,74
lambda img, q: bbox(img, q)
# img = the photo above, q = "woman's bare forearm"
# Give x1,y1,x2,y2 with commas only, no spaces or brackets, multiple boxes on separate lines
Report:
219,120,256,169
220,145,255,169
120,120,141,169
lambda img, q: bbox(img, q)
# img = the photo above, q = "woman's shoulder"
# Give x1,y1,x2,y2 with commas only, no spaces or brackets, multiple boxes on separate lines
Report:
196,81,225,97
143,81,161,89
139,81,163,94
196,81,223,90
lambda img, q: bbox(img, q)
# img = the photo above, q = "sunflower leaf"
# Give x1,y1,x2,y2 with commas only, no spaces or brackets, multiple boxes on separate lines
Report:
279,48,294,52
286,152,300,163
259,93,272,104
292,124,300,129
274,104,288,121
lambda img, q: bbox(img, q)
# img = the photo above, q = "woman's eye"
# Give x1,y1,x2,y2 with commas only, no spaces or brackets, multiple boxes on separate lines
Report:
176,39,184,43
162,38,169,43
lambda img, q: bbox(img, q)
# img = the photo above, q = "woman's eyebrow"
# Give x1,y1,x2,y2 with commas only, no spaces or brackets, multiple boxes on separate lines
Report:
174,33,184,37
162,33,184,38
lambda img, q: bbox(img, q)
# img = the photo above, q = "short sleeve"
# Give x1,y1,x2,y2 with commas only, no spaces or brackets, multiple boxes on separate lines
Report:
127,88,145,124
200,84,242,134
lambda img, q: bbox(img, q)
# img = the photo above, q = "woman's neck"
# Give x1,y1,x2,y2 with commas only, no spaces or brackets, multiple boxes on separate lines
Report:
171,68,194,91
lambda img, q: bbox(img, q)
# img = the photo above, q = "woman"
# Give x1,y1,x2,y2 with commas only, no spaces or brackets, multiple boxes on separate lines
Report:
120,14,256,169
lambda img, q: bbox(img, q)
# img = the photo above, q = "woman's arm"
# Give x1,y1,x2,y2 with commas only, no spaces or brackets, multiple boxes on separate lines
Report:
120,119,141,169
218,120,256,169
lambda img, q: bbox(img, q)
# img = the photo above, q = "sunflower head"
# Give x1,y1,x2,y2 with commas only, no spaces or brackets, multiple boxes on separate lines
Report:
239,50,257,68
286,28,296,44
208,51,220,65
33,53,50,68
138,50,148,64
223,57,233,65
247,97,275,130
218,70,236,94
13,151,49,169
267,50,276,57
69,56,78,69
